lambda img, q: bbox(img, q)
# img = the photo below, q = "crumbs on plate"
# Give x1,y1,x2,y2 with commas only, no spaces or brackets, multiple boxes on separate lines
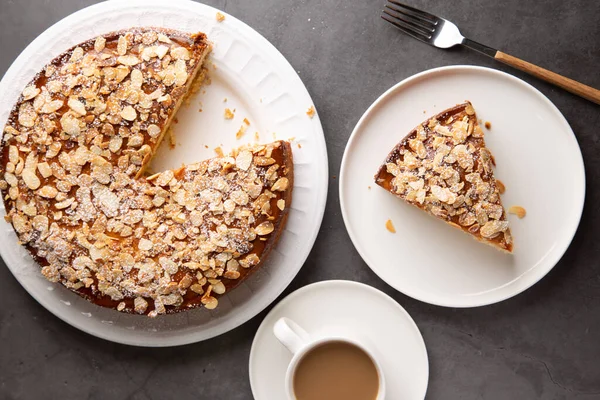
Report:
216,12,225,22
236,125,247,140
224,108,234,119
385,219,396,233
508,206,526,219
236,118,250,139
306,105,316,118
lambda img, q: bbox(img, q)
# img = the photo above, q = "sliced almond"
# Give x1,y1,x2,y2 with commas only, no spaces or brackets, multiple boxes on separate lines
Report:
271,177,289,191
22,86,40,101
147,124,161,138
235,150,252,171
255,221,274,235
68,97,86,116
38,185,58,198
22,169,41,190
94,36,106,52
277,199,285,211
120,106,137,121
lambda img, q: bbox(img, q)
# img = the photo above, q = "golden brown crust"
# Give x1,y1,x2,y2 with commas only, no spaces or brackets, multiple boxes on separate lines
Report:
375,102,513,253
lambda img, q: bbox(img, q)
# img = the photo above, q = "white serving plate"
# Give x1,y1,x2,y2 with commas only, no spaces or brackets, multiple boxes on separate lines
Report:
340,66,585,307
0,0,328,346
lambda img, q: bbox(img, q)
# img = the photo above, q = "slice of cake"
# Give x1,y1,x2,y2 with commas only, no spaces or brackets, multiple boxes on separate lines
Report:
375,102,512,252
0,28,294,316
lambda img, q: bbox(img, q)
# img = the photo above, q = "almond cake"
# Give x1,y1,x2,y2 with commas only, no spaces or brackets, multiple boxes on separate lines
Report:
375,102,512,253
0,28,294,316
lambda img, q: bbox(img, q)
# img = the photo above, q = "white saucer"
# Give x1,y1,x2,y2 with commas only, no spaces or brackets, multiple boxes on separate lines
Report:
249,280,429,399
339,66,585,308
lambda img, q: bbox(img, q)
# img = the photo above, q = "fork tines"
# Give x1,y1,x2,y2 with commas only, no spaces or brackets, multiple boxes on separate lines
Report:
381,1,438,41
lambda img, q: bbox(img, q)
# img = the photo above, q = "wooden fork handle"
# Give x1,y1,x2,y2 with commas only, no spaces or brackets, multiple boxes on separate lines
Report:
495,51,600,105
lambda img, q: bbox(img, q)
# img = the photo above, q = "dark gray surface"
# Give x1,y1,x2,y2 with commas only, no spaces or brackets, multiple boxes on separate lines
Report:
1,0,599,399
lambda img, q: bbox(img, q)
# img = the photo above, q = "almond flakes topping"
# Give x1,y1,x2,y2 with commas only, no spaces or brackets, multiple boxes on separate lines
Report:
1,28,293,317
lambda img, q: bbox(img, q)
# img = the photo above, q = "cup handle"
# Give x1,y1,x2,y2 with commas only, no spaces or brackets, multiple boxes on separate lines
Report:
273,317,311,355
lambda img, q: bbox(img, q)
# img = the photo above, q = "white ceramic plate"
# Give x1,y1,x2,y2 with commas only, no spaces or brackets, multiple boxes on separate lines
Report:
340,66,585,308
249,280,429,399
0,0,328,346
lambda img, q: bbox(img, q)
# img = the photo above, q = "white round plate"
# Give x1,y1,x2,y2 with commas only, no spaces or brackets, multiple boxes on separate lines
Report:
249,280,429,399
340,66,585,308
0,0,327,346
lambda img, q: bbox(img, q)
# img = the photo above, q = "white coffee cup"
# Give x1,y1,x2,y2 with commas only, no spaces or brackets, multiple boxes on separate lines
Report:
273,317,386,400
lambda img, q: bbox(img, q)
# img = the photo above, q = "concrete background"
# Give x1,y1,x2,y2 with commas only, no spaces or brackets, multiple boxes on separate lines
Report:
1,0,599,399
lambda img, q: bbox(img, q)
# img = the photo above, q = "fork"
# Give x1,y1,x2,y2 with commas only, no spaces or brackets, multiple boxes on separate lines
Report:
382,1,600,105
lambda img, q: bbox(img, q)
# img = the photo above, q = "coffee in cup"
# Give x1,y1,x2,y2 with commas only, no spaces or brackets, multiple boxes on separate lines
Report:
273,317,386,400
293,340,380,400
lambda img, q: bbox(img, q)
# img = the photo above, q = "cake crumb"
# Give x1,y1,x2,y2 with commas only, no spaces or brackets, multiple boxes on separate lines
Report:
306,106,316,118
385,219,396,233
216,12,225,22
214,146,224,157
272,132,277,139
496,179,506,194
254,132,260,141
223,97,227,102
297,143,302,149
224,108,234,119
243,118,250,125
332,175,336,179
509,205,526,218
204,145,209,149
485,121,492,130
236,124,247,140
368,186,371,190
